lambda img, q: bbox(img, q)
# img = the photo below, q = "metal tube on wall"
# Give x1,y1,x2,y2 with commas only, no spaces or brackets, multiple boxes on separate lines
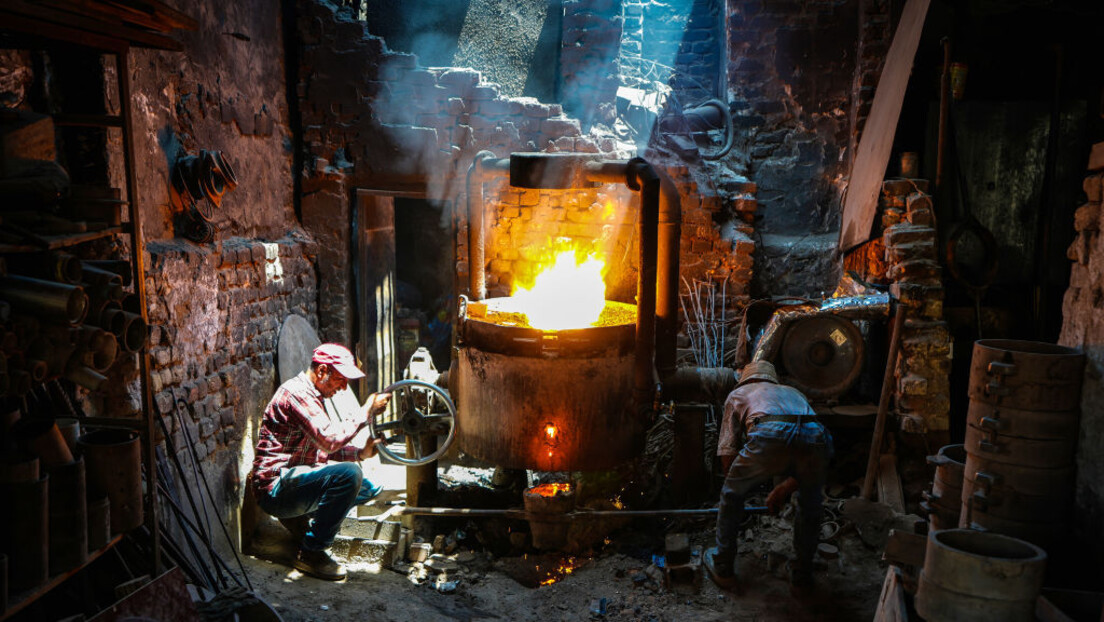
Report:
83,260,132,287
0,275,88,325
655,171,681,379
466,151,509,302
628,158,660,411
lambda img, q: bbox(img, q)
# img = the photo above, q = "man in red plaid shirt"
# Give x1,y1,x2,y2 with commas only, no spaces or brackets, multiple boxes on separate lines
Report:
252,343,391,580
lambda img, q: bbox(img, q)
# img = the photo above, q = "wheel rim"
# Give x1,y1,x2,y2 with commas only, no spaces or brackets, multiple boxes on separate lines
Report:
370,379,456,466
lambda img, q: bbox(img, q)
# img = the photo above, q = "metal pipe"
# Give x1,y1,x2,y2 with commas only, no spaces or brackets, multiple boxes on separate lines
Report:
0,275,88,325
118,310,148,352
466,151,509,301
83,260,132,287
628,158,660,411
655,170,681,379
7,252,83,284
397,506,768,518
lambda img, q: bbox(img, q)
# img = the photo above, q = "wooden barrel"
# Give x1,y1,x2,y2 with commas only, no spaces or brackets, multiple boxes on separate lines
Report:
916,529,1046,622
47,457,87,573
78,429,142,533
0,474,48,591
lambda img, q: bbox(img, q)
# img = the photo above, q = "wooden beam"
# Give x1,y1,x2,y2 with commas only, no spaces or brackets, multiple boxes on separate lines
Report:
838,0,932,252
876,453,906,513
1,0,183,50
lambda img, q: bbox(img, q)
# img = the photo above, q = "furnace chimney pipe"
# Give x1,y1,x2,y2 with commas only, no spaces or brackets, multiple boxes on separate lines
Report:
466,151,510,302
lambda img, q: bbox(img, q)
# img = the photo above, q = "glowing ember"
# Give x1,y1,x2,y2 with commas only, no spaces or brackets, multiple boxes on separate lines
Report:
539,556,581,586
529,482,573,498
511,249,606,330
545,424,557,440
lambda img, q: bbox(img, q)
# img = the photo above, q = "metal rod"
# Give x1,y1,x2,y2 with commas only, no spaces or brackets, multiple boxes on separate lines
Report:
396,506,768,518
862,304,908,500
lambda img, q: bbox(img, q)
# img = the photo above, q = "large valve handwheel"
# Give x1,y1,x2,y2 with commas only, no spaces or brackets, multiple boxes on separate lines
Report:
370,379,457,466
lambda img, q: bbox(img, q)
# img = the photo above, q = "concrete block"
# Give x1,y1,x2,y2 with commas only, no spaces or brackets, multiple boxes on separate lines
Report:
408,542,431,563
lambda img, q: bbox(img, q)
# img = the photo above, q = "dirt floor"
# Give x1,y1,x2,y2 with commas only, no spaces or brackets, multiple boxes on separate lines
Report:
240,462,895,622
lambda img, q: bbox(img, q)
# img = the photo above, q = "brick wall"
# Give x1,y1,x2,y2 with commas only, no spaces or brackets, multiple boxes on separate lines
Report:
1059,166,1104,581
560,0,624,130
881,179,951,433
145,236,318,463
620,0,722,106
725,0,860,234
295,0,633,344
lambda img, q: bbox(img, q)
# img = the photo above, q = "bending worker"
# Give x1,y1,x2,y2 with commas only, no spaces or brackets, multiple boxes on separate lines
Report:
252,343,392,581
705,360,833,591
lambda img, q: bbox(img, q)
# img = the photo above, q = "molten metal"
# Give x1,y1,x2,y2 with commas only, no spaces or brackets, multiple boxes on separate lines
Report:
511,249,605,330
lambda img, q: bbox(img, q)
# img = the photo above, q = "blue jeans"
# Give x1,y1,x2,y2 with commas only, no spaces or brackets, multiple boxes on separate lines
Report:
257,462,382,551
715,420,833,575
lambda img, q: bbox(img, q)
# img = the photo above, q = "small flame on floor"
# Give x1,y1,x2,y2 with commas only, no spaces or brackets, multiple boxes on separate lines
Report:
539,556,581,586
529,482,573,497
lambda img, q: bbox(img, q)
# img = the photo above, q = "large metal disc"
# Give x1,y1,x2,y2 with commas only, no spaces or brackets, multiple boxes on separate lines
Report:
277,314,321,383
779,315,863,400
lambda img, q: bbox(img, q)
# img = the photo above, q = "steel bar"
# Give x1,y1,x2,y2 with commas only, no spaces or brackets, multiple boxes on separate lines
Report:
396,506,768,519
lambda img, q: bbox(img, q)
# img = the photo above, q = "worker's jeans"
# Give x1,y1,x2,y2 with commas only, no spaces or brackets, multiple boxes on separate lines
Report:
257,462,381,551
715,420,833,576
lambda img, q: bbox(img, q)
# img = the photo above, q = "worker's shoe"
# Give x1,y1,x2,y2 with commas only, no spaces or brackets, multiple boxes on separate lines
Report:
704,547,739,591
294,548,346,581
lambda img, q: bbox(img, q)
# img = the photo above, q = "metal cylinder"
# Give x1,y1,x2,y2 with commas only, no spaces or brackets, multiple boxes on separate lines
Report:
923,444,965,531
117,311,147,353
915,529,1046,622
47,457,87,573
0,275,88,325
968,339,1084,411
960,340,1084,546
0,474,49,591
78,429,143,534
86,495,111,552
13,418,74,468
456,300,639,471
523,484,574,550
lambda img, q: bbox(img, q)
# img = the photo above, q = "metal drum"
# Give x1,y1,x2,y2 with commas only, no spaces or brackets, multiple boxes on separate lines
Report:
456,298,639,471
922,444,965,531
959,340,1085,548
78,429,143,534
916,529,1046,622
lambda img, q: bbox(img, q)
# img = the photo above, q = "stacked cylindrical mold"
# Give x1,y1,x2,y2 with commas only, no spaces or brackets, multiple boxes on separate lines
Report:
915,529,1047,622
0,253,146,395
959,339,1085,549
921,444,966,530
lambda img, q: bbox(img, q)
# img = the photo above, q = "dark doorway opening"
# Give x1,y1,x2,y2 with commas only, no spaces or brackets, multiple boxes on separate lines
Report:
394,198,454,374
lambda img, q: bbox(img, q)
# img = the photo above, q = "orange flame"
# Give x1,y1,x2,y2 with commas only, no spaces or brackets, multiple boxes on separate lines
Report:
510,248,605,330
539,556,581,586
529,482,573,497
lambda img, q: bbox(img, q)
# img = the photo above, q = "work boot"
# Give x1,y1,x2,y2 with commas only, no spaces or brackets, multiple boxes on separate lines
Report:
294,548,346,581
704,547,739,591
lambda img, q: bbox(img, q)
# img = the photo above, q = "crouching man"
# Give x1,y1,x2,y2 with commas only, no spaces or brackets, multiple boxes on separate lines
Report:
252,343,391,580
705,360,834,591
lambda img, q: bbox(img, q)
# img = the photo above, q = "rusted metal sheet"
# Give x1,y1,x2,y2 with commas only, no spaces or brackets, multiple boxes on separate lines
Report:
968,340,1085,411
